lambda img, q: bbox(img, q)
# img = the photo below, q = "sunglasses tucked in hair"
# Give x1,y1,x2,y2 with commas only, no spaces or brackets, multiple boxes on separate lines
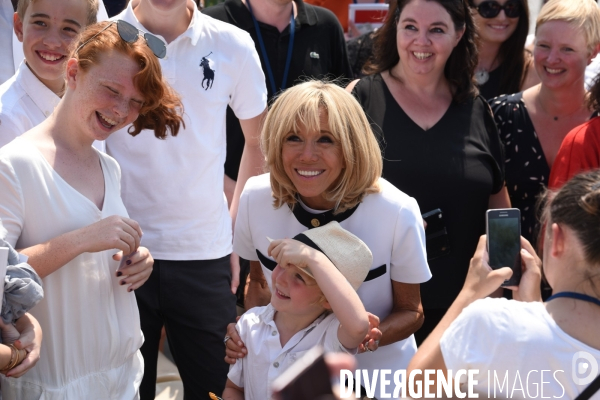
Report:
474,0,521,18
76,20,167,59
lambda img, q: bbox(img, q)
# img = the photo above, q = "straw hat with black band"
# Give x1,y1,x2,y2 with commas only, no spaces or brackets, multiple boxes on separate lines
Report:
279,221,373,291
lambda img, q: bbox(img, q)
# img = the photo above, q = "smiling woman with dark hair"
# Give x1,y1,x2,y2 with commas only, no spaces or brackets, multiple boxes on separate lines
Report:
0,20,183,398
348,0,509,344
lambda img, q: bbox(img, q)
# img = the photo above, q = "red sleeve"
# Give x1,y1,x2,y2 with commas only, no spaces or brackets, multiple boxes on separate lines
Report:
549,118,600,189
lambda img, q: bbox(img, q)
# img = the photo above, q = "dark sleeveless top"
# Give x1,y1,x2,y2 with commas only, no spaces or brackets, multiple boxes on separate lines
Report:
352,73,505,309
478,63,505,101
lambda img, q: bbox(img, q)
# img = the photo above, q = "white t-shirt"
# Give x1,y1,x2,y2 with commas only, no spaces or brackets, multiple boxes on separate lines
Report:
0,61,60,148
234,173,431,397
0,0,13,85
228,304,351,400
441,298,600,399
105,0,267,260
0,138,143,399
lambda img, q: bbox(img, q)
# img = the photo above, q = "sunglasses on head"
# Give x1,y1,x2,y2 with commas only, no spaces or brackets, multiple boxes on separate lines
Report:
474,0,521,19
76,20,167,59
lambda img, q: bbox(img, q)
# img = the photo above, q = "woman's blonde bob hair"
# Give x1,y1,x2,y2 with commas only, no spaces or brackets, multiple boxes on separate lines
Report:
262,80,382,213
536,0,600,53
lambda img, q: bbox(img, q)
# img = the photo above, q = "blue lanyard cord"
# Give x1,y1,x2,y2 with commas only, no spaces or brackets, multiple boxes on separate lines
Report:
546,292,600,307
247,0,295,94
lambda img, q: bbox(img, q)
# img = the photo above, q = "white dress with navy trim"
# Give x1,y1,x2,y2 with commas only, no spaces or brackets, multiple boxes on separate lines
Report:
234,173,431,395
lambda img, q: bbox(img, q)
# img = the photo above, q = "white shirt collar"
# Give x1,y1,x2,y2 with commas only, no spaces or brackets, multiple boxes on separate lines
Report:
120,0,203,47
258,304,328,334
16,60,60,115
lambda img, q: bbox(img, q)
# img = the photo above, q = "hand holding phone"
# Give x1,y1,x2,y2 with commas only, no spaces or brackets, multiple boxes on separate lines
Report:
486,208,522,286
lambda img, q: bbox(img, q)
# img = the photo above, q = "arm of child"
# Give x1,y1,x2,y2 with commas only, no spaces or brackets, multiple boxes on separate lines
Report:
268,239,369,350
222,378,245,400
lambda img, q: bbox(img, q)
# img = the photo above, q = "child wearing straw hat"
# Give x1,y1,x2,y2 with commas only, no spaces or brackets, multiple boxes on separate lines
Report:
222,221,372,400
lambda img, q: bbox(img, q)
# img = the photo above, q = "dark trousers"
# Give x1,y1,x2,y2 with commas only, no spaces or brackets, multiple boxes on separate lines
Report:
136,256,237,400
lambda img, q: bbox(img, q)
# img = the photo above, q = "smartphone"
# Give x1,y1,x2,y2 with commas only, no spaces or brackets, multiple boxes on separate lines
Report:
271,346,334,400
422,208,451,260
486,208,522,286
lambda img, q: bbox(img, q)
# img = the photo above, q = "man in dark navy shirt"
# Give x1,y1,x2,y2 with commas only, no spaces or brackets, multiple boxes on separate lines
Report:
102,0,127,16
203,0,352,197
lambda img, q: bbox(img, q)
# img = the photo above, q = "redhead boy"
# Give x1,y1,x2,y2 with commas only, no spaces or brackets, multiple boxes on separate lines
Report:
0,0,98,147
223,221,372,400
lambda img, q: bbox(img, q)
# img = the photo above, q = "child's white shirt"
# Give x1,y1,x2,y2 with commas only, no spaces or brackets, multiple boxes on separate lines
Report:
228,304,355,400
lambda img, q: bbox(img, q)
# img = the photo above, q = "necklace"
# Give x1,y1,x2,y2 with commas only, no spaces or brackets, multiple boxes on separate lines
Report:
475,53,499,86
536,92,587,122
546,291,600,307
475,69,489,85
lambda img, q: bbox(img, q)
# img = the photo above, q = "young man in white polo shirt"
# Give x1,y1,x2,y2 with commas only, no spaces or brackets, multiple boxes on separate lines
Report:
0,0,98,147
108,0,267,398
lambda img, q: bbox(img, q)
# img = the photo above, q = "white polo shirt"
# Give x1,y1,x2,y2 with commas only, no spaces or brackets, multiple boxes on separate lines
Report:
106,1,267,260
0,61,60,148
228,304,351,400
0,0,13,85
234,174,432,397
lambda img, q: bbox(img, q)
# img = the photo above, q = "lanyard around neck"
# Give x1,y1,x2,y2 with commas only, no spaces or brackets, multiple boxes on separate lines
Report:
246,0,295,95
546,291,600,307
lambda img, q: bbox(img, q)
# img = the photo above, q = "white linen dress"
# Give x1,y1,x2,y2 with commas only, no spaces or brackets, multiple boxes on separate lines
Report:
0,137,143,399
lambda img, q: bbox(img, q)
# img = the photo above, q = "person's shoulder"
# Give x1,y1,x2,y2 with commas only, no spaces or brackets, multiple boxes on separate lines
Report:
487,91,526,124
0,74,26,115
488,91,524,109
243,173,272,194
352,73,383,98
362,178,421,216
441,299,550,371
461,297,546,328
303,2,342,26
571,116,600,142
0,137,37,167
201,2,229,20
97,149,121,173
356,73,382,87
197,12,254,48
368,177,417,206
237,305,272,331
556,117,600,154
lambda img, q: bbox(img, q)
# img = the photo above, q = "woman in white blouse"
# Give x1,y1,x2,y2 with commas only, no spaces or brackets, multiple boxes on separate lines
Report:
0,21,183,399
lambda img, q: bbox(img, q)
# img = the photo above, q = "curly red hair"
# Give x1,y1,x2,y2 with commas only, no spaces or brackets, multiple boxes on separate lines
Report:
70,21,184,139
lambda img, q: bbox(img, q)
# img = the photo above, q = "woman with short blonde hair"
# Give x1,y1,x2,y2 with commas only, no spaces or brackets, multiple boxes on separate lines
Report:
262,81,382,213
536,0,600,53
226,81,431,397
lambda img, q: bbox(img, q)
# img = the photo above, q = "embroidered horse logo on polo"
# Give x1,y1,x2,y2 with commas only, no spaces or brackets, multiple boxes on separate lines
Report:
200,52,215,90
